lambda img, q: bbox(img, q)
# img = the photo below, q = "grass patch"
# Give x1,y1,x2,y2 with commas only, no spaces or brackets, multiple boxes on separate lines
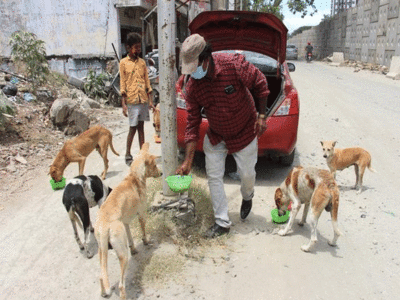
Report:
129,174,229,286
141,254,185,286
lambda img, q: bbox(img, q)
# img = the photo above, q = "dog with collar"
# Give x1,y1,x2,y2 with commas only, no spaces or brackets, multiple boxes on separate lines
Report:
274,166,342,252
320,141,375,194
50,125,119,182
94,143,161,299
62,175,112,258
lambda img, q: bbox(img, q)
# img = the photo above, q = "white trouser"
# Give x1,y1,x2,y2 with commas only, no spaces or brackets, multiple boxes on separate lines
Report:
203,135,258,228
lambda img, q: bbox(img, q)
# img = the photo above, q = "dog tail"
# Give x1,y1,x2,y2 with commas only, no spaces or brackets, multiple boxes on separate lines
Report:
367,160,376,173
109,136,120,157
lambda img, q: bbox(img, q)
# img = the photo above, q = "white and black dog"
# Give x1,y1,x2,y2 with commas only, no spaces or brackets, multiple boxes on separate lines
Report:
62,175,112,258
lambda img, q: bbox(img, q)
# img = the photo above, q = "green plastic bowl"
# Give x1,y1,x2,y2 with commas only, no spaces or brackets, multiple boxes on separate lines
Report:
165,175,193,193
50,177,66,190
271,208,290,224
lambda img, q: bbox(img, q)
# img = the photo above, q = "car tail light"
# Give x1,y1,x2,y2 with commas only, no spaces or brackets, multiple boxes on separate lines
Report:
273,81,299,116
176,90,186,109
274,98,291,116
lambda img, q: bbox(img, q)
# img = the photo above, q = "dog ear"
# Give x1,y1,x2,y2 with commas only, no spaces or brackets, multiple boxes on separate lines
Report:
333,141,337,147
320,141,324,146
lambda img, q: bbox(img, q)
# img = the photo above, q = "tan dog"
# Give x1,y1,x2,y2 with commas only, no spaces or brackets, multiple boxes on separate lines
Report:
49,125,119,182
275,166,341,252
320,141,375,193
94,143,161,299
153,103,161,142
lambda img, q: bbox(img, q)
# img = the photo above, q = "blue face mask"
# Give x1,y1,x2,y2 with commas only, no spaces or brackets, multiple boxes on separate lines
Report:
191,61,208,79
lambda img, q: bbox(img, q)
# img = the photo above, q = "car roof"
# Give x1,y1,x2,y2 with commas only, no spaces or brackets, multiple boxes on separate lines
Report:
189,11,288,65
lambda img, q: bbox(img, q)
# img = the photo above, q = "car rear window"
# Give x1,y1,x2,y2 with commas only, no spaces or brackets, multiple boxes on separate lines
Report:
215,50,277,74
287,45,296,49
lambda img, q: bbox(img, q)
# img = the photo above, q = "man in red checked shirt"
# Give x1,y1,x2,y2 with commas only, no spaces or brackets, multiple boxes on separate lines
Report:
176,34,270,238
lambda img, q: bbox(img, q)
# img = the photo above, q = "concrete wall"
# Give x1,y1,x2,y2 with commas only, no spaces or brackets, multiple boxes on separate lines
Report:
0,0,119,58
288,0,400,67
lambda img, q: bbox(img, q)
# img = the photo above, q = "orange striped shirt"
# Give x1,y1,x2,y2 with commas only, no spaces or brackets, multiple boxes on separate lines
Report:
119,56,152,105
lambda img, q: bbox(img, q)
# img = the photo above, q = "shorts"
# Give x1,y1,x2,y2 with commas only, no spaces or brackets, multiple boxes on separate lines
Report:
127,103,150,127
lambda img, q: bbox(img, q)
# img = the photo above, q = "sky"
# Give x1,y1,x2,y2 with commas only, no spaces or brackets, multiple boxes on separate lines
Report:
281,0,331,34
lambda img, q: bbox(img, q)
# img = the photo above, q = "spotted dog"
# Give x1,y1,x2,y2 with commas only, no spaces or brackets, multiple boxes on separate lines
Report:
62,175,112,258
274,166,342,252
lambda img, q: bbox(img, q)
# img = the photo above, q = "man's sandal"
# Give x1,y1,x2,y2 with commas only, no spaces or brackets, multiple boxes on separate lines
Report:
125,155,133,166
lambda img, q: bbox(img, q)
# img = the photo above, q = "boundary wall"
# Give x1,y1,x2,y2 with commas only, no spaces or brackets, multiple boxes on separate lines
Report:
288,0,400,67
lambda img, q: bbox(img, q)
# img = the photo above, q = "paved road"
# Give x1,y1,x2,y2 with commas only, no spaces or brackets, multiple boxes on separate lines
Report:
1,61,400,300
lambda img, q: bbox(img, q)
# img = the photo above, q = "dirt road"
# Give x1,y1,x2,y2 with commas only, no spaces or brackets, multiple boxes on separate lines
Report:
1,61,400,300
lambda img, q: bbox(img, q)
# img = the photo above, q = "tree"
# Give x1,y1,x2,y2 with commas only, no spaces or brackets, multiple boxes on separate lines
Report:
289,25,312,38
246,0,317,19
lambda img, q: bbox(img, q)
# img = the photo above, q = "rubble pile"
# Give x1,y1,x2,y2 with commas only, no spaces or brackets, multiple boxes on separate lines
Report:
323,57,389,75
0,69,122,201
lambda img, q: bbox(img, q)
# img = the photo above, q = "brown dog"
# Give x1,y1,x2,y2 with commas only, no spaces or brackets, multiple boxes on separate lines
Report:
49,125,119,182
94,143,161,299
275,166,341,252
320,141,375,193
153,103,161,143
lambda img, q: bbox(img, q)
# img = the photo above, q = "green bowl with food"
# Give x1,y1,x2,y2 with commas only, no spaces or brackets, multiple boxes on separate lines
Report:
50,177,66,190
271,208,290,224
165,175,193,193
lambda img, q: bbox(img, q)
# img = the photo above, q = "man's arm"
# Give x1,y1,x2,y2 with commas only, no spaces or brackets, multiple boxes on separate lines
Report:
176,81,202,175
254,97,268,137
119,61,128,117
176,141,197,175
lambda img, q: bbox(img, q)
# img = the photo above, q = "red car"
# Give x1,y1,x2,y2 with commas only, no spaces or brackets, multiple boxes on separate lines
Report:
176,11,299,165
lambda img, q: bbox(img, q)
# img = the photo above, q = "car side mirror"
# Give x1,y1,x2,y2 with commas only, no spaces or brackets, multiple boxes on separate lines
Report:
287,63,296,72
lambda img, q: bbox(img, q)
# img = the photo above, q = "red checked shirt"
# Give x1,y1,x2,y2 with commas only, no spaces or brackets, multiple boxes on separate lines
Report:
184,53,270,153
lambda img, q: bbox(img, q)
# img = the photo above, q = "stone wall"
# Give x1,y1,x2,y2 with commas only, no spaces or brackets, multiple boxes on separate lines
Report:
288,0,400,67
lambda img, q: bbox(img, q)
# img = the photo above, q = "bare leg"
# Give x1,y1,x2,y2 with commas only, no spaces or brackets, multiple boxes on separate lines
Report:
126,126,137,157
137,121,145,149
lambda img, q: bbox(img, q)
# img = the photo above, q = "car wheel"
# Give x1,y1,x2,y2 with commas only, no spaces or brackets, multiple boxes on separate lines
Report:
280,149,295,166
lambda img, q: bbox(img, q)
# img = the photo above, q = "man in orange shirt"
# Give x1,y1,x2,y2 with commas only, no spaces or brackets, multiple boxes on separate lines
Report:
120,33,154,165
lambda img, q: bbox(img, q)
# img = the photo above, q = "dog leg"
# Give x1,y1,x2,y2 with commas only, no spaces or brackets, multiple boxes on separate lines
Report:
298,202,310,226
110,222,129,300
356,165,366,194
70,216,84,251
328,219,341,247
328,189,341,247
138,215,149,245
98,144,109,180
78,158,86,176
354,164,359,191
279,200,301,236
84,227,94,259
98,246,111,298
301,213,319,252
124,224,137,255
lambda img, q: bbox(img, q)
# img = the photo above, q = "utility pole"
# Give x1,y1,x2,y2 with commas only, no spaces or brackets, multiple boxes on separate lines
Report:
157,0,178,197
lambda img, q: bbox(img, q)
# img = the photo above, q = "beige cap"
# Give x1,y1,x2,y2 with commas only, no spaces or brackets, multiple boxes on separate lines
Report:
181,34,206,74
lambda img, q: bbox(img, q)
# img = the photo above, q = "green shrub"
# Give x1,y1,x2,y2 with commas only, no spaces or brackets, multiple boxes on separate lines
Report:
9,31,49,91
83,68,109,100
